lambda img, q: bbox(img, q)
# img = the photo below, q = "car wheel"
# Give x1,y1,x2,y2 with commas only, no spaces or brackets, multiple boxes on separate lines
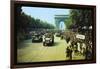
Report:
52,40,54,44
40,38,43,42
43,42,45,46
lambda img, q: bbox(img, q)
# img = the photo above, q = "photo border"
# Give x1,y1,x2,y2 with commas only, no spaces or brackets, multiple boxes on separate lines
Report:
11,1,96,68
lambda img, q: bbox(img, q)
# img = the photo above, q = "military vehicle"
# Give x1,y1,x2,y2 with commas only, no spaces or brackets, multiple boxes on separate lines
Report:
43,33,54,46
32,32,43,42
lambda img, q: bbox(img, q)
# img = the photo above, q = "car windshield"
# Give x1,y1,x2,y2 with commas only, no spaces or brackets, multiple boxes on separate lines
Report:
34,34,40,37
45,33,52,38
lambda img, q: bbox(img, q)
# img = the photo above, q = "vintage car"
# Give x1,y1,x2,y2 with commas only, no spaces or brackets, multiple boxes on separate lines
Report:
55,32,61,37
32,33,43,42
43,33,54,46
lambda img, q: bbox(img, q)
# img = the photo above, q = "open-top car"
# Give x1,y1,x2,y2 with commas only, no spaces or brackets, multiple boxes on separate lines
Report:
32,32,43,42
43,33,54,46
55,32,61,37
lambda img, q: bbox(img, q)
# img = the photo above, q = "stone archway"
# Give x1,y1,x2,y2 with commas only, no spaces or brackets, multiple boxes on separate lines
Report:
55,15,68,30
59,21,66,30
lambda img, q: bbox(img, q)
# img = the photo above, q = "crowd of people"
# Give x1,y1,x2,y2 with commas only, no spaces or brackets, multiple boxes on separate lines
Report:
64,31,93,60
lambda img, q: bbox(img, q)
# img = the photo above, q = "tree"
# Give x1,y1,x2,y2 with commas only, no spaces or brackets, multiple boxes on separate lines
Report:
15,6,55,42
65,9,92,34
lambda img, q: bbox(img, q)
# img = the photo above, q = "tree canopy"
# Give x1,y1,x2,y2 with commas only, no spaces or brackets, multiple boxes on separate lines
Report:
15,6,55,41
65,9,92,34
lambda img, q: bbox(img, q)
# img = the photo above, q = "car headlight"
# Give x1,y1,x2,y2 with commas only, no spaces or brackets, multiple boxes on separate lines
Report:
50,39,52,42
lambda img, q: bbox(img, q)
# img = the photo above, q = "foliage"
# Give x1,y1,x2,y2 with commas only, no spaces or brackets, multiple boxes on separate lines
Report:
65,9,92,34
15,6,55,41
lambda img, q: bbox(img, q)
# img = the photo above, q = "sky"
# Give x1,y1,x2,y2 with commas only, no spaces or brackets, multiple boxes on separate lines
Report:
22,6,70,29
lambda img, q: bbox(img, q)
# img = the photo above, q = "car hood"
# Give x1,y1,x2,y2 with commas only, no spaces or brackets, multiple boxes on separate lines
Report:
45,38,51,40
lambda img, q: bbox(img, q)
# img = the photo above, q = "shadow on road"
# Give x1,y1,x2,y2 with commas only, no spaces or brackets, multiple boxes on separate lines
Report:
17,43,28,49
53,42,59,46
45,42,59,47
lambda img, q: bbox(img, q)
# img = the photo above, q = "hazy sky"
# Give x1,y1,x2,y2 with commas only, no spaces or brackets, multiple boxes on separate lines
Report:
22,6,70,27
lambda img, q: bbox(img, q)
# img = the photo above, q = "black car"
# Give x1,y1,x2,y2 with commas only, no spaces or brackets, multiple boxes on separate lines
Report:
32,33,43,42
43,33,54,46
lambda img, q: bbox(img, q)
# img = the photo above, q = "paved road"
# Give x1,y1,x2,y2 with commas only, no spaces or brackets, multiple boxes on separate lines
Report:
17,35,85,63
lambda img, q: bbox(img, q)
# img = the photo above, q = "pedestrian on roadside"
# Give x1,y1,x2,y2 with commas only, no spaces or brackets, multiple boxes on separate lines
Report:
66,45,73,60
